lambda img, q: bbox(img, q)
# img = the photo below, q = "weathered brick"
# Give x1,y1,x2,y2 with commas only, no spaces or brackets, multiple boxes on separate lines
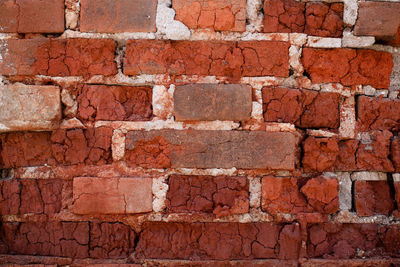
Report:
307,223,400,259
166,175,249,217
173,0,246,32
302,137,339,172
262,177,338,215
0,0,64,33
125,130,296,170
354,181,395,216
143,260,297,267
73,177,153,214
357,96,400,132
123,40,290,77
301,259,400,267
0,39,117,77
262,87,340,129
354,2,400,47
304,2,343,38
174,84,252,121
302,48,393,89
136,222,301,260
0,179,64,215
263,0,305,33
77,85,152,122
80,0,157,33
0,85,61,132
392,137,400,172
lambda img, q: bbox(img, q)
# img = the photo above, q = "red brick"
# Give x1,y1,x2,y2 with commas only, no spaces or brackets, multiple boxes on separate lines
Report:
174,84,252,121
0,255,72,265
307,223,400,259
354,181,395,216
261,177,338,215
173,0,246,32
305,2,343,38
123,40,290,77
166,175,249,218
302,137,339,172
80,0,157,33
0,0,64,33
392,137,400,172
335,140,357,171
302,48,393,89
77,85,152,122
0,39,117,77
301,259,400,267
354,2,400,47
357,96,400,132
143,260,297,267
125,130,296,170
0,179,64,215
73,177,153,214
136,222,301,260
262,87,340,129
263,0,305,33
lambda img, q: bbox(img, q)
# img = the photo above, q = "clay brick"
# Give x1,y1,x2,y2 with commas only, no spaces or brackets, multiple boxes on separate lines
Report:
144,261,298,267
123,40,290,77
173,0,246,32
302,48,393,89
304,2,343,38
263,0,305,33
354,181,395,216
0,179,64,215
174,84,252,121
262,87,340,129
301,259,400,267
392,137,400,172
354,2,400,47
357,96,400,132
302,137,339,172
73,177,153,214
261,177,338,215
136,222,301,260
307,223,400,259
0,85,61,132
0,39,117,77
77,85,152,122
335,140,357,171
125,130,296,170
80,0,157,33
166,175,249,217
0,0,64,33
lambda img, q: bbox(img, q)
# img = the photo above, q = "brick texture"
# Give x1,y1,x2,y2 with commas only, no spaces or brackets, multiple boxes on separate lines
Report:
354,181,395,216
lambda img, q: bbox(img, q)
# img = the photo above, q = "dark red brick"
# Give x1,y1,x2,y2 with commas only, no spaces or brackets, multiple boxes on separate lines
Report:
305,2,343,38
263,0,305,33
354,181,395,216
392,137,400,172
262,87,340,129
302,137,339,172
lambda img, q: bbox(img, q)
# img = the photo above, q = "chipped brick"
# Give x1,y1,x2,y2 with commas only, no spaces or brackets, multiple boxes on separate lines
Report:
354,181,395,216
136,222,301,260
305,2,343,38
302,48,393,89
173,0,246,32
392,137,400,172
123,40,290,77
77,85,152,122
263,0,305,33
335,140,358,171
166,175,249,218
125,130,296,170
302,137,339,172
262,87,340,129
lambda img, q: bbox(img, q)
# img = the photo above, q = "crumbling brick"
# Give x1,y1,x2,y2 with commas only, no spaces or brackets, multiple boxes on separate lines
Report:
354,181,395,216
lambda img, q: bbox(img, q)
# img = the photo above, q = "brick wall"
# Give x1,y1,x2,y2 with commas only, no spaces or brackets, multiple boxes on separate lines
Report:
0,0,400,266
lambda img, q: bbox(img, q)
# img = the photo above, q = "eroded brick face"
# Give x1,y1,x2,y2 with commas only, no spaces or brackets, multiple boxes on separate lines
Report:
166,175,249,217
354,181,395,216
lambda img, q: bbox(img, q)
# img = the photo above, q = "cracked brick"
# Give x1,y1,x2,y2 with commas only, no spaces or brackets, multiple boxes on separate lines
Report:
173,0,246,32
392,137,400,172
263,0,305,33
136,222,301,260
73,177,153,214
305,2,343,38
302,137,339,172
0,0,64,33
354,181,395,217
166,175,249,218
123,40,290,78
77,85,152,122
261,177,338,215
302,48,393,89
262,87,340,129
125,130,296,170
307,223,400,259
80,0,157,33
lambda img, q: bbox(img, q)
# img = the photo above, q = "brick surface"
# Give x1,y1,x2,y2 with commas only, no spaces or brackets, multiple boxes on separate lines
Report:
262,177,338,215
136,222,301,260
174,84,252,121
262,87,340,129
0,0,64,33
0,39,117,77
354,181,394,216
392,137,400,172
301,259,400,267
77,85,152,122
302,48,393,89
173,0,246,32
263,0,305,33
166,175,249,217
302,137,339,172
125,130,296,170
124,40,290,77
304,2,343,38
0,85,61,132
80,0,157,33
73,177,153,214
